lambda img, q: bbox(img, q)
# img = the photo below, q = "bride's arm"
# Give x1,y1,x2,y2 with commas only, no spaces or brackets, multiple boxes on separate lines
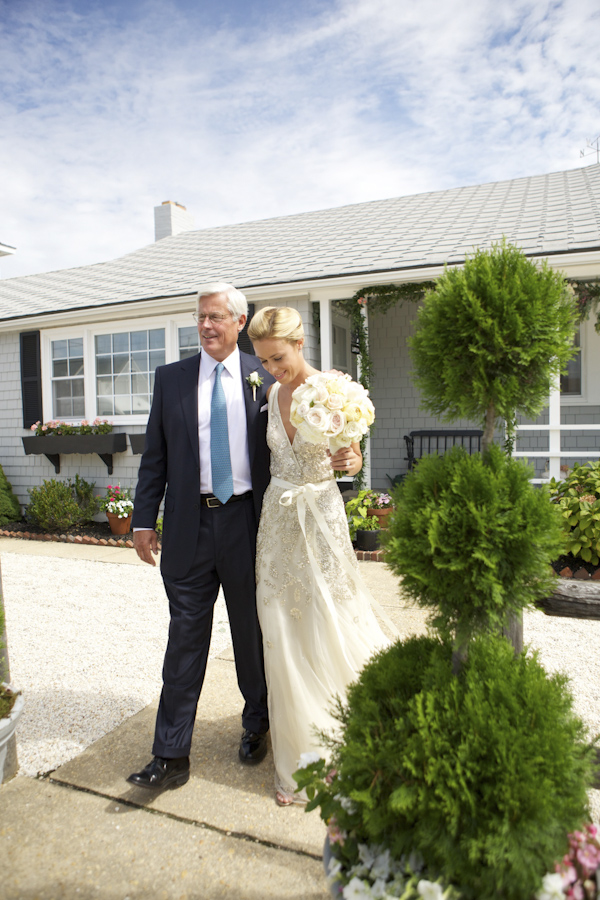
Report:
329,442,362,477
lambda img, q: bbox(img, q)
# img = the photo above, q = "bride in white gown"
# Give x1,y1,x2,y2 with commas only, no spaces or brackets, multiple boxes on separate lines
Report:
248,307,391,807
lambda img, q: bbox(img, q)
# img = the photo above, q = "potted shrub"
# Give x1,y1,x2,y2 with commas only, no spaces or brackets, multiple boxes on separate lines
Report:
355,514,381,552
98,484,134,535
294,243,599,899
345,490,376,543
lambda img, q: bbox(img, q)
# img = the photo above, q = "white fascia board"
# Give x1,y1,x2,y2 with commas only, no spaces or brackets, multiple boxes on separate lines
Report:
2,249,599,333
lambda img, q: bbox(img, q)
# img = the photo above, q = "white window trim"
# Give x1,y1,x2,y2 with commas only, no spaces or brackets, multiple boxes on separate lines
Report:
40,313,199,426
560,322,586,405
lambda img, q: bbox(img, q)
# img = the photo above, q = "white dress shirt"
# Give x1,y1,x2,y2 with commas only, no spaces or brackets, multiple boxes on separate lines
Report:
198,346,252,495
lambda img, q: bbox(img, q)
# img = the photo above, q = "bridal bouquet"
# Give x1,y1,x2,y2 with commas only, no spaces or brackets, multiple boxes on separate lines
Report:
289,373,375,457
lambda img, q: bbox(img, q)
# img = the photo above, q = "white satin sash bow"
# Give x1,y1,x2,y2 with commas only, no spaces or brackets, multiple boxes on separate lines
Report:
271,476,398,660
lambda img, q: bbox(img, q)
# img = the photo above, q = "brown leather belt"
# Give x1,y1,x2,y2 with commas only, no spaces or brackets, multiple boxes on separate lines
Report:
200,491,253,508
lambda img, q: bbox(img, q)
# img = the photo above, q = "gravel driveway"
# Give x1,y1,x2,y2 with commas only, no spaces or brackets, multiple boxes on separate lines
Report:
1,545,599,822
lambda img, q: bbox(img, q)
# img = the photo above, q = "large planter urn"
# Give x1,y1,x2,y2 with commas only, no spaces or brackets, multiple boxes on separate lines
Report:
0,687,24,783
106,513,132,535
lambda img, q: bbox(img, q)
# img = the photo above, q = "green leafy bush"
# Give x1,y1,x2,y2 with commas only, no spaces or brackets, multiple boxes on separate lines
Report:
0,464,20,525
549,461,600,565
383,444,564,644
345,489,374,541
71,474,99,523
297,635,595,900
356,515,380,532
26,476,99,532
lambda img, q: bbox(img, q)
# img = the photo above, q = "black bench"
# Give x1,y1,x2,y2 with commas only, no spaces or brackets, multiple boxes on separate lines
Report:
404,429,483,470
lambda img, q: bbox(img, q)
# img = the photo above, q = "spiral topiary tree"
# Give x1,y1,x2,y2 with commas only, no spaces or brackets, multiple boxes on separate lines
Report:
295,242,596,900
386,240,579,662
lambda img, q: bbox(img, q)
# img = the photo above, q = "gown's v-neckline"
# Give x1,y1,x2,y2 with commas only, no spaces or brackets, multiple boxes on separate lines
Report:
275,383,298,450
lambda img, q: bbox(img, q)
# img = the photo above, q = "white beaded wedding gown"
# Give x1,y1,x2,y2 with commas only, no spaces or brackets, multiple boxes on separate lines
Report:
255,382,391,800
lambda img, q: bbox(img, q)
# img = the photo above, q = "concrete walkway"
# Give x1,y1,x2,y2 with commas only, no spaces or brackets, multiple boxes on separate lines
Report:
0,538,424,899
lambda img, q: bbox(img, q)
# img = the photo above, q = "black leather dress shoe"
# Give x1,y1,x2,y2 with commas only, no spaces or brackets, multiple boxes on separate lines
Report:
238,729,268,764
127,756,189,789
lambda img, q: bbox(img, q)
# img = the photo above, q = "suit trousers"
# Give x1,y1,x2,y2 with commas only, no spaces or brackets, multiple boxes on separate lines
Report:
152,494,269,758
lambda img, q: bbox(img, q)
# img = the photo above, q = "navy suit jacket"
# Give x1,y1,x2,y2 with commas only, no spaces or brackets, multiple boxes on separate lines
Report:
132,350,274,579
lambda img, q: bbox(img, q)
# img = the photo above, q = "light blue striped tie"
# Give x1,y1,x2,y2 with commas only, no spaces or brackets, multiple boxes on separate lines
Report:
210,363,233,504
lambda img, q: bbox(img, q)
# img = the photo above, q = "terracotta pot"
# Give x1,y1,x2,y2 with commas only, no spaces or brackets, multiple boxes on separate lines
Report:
367,507,393,528
106,513,132,535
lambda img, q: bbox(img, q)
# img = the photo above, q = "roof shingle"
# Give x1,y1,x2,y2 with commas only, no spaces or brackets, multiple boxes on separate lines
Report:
1,166,599,322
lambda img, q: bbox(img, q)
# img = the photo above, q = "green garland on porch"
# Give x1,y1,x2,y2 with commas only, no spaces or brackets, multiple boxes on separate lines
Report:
332,277,597,488
335,282,435,487
334,282,436,394
569,279,600,332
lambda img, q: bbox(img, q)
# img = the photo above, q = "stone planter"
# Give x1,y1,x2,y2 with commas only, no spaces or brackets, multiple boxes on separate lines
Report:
0,687,24,783
22,433,127,475
323,837,343,897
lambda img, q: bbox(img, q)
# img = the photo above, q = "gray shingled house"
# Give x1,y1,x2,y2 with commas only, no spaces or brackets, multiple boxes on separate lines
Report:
1,166,599,512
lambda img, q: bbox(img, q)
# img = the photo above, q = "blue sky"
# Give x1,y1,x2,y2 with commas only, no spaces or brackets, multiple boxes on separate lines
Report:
1,0,599,278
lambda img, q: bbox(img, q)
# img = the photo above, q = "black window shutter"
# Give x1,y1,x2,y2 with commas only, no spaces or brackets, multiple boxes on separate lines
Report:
20,330,43,427
237,303,255,355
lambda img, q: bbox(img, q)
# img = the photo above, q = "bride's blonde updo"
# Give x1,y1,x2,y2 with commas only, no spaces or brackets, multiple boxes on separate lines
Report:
248,306,304,345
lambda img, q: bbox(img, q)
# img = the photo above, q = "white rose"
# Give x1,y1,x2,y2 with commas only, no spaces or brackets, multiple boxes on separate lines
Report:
291,400,312,427
326,392,345,410
343,421,364,443
325,410,346,437
306,406,331,432
314,383,330,403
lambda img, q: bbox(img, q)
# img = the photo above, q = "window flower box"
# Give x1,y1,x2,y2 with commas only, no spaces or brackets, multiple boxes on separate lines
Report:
128,433,147,455
22,433,127,474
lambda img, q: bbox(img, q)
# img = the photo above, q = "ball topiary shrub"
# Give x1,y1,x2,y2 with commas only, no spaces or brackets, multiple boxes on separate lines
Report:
298,635,595,900
382,443,564,646
0,463,20,525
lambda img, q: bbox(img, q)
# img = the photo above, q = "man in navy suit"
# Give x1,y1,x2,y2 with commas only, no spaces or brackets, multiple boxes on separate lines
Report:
128,282,274,789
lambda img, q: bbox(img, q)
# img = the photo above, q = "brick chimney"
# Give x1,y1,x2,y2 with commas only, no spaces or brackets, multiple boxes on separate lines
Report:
154,201,195,241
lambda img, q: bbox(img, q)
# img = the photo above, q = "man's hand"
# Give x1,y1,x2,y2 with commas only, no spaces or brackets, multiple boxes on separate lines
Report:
133,529,159,566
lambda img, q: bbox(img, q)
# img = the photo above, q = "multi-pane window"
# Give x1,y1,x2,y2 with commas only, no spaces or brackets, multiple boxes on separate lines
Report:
95,329,165,415
178,325,200,360
51,338,85,417
560,328,581,395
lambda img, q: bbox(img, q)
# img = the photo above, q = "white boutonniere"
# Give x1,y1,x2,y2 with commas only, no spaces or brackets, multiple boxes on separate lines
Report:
246,372,264,401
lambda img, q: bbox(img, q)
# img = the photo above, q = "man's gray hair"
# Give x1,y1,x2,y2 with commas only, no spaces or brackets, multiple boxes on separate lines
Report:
196,282,248,321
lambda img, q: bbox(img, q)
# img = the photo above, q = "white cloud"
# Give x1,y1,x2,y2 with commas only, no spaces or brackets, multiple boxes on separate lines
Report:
1,0,599,278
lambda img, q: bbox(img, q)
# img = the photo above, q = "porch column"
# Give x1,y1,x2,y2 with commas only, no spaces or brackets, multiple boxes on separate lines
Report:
318,297,332,371
548,373,561,481
356,303,371,487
